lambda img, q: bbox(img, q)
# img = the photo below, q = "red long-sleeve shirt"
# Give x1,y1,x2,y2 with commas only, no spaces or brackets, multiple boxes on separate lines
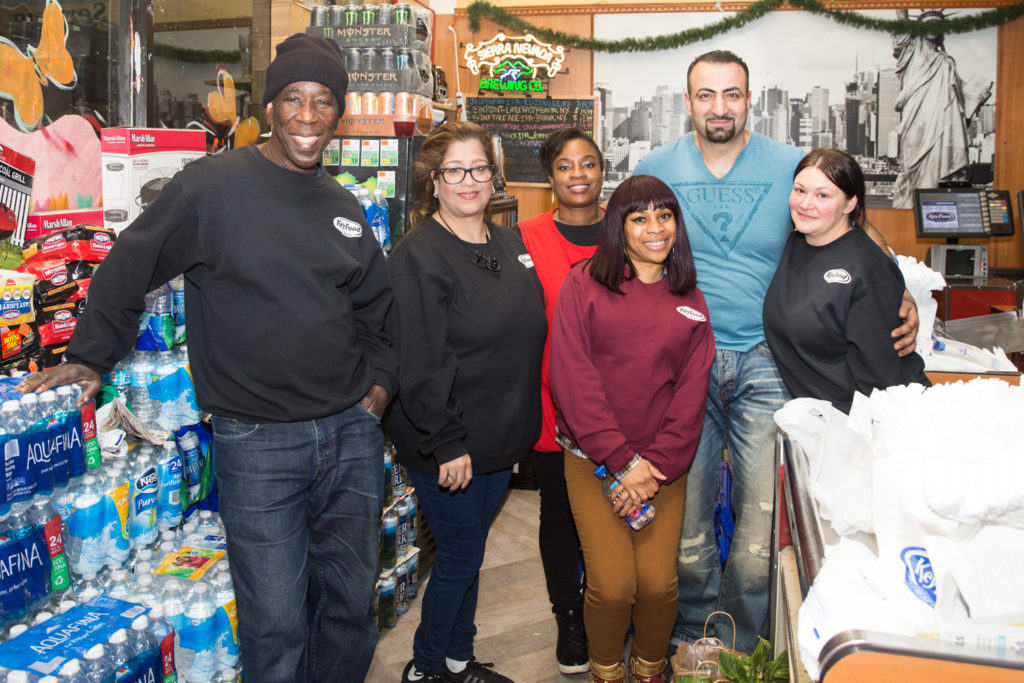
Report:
550,262,715,484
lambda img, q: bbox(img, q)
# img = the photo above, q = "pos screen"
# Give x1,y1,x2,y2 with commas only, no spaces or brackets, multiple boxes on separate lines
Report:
913,188,1015,240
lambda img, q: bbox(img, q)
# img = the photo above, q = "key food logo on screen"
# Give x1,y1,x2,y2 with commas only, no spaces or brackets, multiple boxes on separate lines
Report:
465,33,565,94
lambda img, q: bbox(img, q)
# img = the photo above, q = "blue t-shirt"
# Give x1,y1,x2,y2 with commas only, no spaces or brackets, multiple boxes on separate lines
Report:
635,132,804,351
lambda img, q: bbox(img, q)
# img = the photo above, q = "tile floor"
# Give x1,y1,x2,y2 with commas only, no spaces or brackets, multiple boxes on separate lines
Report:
365,487,585,683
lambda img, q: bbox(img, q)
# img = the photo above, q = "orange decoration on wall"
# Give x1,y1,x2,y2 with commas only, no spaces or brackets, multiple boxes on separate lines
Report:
0,0,78,132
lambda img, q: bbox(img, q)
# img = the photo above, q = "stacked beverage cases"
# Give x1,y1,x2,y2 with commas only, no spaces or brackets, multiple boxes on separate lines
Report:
376,441,420,630
0,273,234,680
307,2,436,109
107,278,214,512
0,499,239,681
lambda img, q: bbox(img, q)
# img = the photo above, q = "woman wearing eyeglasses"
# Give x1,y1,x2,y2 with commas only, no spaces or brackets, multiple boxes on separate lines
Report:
386,121,547,683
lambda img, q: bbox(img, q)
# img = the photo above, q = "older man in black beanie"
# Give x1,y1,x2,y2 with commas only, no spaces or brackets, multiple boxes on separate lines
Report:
20,33,397,683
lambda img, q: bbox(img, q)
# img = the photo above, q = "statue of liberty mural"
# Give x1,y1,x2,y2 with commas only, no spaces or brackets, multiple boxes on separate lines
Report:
891,10,978,208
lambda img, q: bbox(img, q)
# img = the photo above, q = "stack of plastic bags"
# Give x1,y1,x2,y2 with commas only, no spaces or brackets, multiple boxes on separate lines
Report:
898,255,1018,372
775,378,1024,678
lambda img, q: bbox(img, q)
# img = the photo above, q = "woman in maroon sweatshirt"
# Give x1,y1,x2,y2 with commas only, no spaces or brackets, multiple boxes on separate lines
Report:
550,174,715,683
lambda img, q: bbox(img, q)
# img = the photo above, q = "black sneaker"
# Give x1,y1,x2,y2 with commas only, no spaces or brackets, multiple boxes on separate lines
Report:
402,659,446,683
555,610,589,674
443,658,512,683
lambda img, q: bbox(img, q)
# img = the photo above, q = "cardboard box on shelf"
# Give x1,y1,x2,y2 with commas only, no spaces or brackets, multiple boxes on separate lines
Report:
0,142,36,246
100,128,206,234
25,207,104,241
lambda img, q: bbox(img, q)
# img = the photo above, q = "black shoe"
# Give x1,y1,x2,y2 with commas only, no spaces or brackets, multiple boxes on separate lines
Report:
402,659,446,683
555,610,590,674
443,658,512,683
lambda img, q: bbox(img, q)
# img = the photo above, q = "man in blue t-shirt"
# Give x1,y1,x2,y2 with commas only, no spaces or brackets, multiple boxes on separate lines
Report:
634,49,919,652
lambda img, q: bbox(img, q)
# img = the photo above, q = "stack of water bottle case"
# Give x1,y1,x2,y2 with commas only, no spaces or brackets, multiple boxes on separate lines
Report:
0,274,238,682
377,442,420,630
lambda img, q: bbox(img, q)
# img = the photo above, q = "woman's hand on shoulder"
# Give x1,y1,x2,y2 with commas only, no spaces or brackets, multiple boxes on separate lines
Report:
438,453,472,491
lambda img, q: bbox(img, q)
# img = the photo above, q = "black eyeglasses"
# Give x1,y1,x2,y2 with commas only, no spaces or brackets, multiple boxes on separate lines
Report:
436,165,495,184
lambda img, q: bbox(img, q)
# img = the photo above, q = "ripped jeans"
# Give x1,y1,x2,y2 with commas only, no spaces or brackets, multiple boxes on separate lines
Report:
674,342,789,653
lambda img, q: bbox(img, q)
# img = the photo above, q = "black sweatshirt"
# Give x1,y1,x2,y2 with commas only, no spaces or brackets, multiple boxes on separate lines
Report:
763,229,928,413
385,216,547,474
67,146,398,423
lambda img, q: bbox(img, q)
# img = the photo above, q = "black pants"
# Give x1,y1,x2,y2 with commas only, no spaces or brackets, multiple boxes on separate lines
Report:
533,449,585,615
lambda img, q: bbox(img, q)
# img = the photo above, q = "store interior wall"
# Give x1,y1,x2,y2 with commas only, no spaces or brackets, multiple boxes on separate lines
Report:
1,1,1020,267
431,3,1024,269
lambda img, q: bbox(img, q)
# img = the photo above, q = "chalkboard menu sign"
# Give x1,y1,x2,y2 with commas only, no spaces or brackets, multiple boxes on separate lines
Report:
465,97,596,185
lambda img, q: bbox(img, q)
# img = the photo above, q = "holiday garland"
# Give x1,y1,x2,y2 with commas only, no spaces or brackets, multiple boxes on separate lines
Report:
466,0,1024,53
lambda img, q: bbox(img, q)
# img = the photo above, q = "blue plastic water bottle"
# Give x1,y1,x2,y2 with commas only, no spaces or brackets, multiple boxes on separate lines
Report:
594,458,656,531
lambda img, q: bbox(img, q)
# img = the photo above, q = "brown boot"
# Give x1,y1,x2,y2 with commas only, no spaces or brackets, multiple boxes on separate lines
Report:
628,655,667,683
589,660,627,683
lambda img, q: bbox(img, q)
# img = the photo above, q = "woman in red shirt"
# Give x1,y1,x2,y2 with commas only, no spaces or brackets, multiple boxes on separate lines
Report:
515,127,604,675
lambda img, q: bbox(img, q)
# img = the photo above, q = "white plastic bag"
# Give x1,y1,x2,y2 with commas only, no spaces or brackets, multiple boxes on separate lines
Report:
774,398,874,535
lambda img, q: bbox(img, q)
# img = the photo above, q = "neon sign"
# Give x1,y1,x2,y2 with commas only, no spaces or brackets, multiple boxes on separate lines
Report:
464,33,565,93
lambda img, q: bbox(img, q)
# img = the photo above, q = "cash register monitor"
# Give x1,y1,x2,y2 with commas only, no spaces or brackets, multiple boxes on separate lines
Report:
914,188,1015,279
913,187,1014,240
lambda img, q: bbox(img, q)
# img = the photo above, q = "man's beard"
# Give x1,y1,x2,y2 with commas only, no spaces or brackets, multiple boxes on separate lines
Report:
703,117,738,143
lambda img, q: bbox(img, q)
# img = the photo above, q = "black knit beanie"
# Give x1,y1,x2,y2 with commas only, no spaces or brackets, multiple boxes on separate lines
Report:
262,33,349,113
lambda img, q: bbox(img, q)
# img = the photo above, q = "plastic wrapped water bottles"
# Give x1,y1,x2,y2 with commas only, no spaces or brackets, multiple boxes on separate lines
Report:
155,442,183,531
66,475,106,576
138,285,174,352
211,572,239,672
29,497,72,598
55,385,87,480
146,603,178,683
370,188,391,251
128,447,159,550
179,582,218,682
101,462,131,569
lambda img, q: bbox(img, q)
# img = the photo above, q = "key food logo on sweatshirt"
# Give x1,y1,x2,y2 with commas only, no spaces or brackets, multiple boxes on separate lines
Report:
823,269,851,285
677,306,706,322
518,253,535,268
333,217,362,238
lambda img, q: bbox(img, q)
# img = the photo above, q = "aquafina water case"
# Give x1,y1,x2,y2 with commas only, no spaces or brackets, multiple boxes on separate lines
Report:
32,390,67,490
23,392,55,498
156,442,183,531
56,384,87,479
1,399,31,503
66,474,106,576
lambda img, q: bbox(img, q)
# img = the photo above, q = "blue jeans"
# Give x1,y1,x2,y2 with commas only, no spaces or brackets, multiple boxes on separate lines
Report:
212,404,384,683
674,342,789,653
408,467,512,673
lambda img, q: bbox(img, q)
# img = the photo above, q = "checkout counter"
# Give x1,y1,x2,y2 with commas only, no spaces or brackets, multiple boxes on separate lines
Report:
770,432,1024,682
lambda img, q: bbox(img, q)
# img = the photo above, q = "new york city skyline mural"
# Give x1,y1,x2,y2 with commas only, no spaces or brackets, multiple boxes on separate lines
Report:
593,9,997,208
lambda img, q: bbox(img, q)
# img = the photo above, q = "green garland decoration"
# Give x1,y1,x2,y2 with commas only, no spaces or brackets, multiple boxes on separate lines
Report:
466,0,1024,52
153,44,242,64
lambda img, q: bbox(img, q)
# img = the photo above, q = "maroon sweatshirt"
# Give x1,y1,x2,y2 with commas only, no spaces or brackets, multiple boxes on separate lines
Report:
550,262,715,484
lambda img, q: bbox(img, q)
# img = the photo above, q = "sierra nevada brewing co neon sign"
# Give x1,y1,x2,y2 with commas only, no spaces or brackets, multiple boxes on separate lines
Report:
464,33,565,93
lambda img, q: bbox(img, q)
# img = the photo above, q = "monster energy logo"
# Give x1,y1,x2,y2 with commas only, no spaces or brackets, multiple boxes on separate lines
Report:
395,7,410,24
345,8,359,25
360,8,376,24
